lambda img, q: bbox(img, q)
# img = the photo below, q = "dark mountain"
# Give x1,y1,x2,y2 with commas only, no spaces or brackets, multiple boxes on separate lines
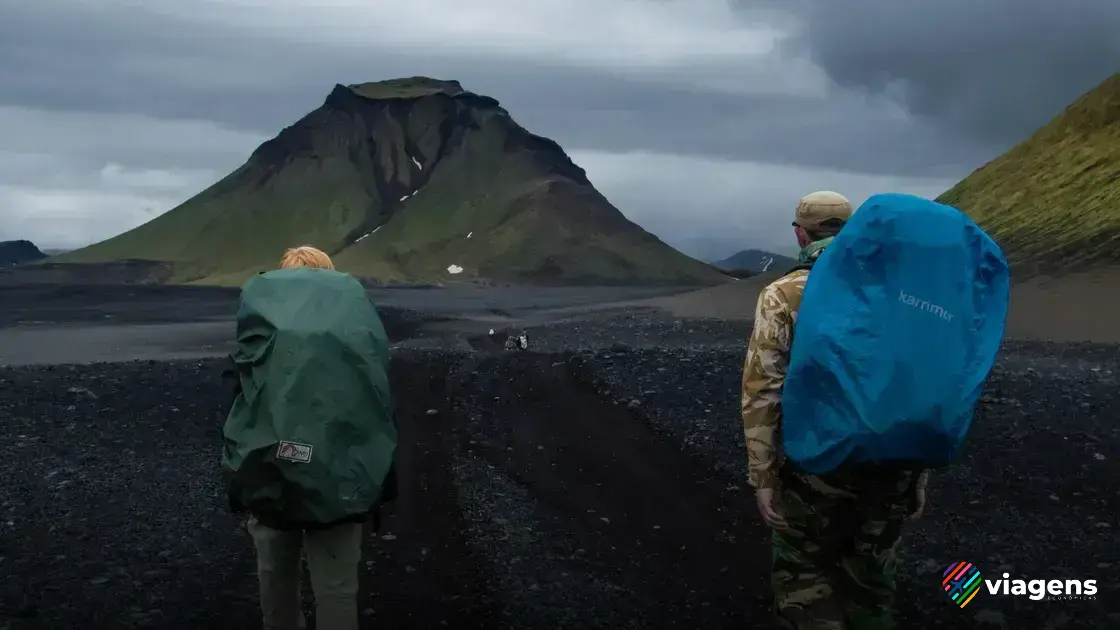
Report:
54,77,728,287
711,249,795,275
0,240,47,266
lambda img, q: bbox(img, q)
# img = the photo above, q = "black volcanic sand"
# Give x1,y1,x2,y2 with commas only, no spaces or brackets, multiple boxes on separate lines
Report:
1,290,1119,628
0,283,687,328
0,284,241,327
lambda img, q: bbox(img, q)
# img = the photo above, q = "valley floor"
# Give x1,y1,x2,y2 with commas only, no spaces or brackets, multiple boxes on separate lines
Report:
0,284,1118,628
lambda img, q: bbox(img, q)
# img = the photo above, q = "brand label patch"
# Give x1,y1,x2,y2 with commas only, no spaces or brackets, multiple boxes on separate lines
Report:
276,441,314,463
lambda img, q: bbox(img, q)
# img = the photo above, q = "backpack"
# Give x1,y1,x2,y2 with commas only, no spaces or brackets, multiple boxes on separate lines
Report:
781,193,1010,474
221,267,397,527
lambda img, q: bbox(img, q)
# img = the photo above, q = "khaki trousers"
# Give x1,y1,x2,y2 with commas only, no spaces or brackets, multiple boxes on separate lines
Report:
247,515,364,630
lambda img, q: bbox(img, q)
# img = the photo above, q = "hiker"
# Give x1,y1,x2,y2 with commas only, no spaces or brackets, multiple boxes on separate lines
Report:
741,192,1009,628
221,245,398,630
742,191,919,628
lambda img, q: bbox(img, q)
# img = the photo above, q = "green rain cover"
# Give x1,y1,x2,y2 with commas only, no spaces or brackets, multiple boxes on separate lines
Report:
221,267,396,526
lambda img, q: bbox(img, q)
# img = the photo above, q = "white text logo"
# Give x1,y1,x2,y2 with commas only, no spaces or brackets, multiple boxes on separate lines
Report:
899,291,954,322
985,573,1098,601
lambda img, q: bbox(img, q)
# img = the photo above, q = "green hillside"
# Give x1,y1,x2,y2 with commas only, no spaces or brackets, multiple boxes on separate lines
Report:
55,77,728,287
938,73,1120,276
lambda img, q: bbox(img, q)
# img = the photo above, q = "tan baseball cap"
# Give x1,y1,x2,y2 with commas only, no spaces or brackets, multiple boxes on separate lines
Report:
794,191,853,232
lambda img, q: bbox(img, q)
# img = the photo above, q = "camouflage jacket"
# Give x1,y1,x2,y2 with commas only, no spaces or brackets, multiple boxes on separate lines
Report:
740,262,811,490
740,239,930,493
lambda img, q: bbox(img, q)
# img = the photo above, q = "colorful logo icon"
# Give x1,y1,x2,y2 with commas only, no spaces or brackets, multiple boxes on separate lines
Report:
943,561,983,608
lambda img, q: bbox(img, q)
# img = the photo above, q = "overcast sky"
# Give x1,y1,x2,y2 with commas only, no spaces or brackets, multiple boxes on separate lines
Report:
1,0,1117,258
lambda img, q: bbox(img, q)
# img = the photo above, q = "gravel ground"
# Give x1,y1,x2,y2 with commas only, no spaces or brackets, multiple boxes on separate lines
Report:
563,341,1120,629
1,313,1118,629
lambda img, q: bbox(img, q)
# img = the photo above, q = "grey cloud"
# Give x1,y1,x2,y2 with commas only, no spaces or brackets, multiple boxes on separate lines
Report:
0,2,333,132
771,0,1120,145
0,106,267,174
503,77,990,178
4,0,1106,253
571,150,957,260
0,1,990,178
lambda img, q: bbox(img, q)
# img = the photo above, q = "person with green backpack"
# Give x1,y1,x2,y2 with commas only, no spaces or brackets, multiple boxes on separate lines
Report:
221,246,398,630
741,192,1009,629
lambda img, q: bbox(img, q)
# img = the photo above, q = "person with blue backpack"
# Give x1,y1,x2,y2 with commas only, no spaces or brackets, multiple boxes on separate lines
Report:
741,191,1009,629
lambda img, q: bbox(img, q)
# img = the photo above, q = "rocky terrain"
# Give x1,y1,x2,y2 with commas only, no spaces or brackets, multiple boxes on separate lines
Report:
0,284,1117,629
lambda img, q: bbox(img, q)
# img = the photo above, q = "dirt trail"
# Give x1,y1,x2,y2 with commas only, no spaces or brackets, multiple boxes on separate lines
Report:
441,354,771,625
363,356,503,627
358,353,772,628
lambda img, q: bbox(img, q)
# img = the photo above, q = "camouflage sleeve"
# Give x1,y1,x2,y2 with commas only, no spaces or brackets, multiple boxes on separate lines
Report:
741,284,794,490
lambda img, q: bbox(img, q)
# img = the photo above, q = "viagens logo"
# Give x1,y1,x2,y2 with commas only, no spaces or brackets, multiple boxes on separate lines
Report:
943,561,983,608
942,561,1098,607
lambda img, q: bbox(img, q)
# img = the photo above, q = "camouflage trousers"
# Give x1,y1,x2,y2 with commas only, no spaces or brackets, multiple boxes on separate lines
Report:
770,463,918,630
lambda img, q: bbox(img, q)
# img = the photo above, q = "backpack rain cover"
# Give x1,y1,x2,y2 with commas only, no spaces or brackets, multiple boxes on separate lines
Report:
222,268,396,526
781,193,1010,474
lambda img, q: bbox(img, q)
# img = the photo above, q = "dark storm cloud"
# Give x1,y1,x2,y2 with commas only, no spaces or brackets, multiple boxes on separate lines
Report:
0,1,991,178
0,2,333,132
770,0,1120,145
7,0,1108,252
489,73,993,179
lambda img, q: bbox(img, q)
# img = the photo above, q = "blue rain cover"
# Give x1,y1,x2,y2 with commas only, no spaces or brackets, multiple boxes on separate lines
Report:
782,193,1010,473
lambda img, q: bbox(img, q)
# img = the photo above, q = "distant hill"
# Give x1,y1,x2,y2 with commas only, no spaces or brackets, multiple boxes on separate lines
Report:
938,72,1120,277
0,240,47,266
671,235,756,263
711,249,795,275
53,77,728,287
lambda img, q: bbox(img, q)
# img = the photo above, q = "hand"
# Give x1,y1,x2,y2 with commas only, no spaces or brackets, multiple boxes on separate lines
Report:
756,488,788,530
909,487,927,520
